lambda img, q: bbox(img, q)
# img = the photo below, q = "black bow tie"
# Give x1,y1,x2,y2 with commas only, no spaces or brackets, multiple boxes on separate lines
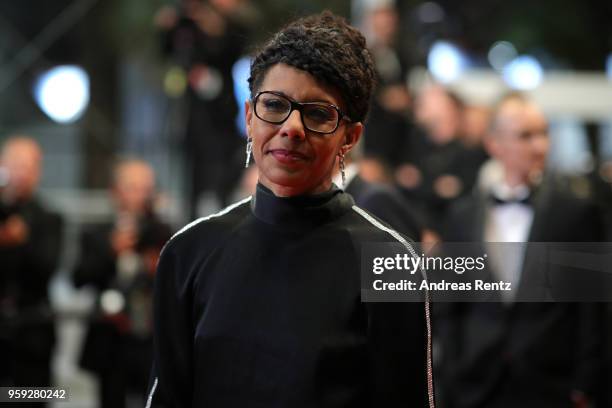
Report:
490,193,532,206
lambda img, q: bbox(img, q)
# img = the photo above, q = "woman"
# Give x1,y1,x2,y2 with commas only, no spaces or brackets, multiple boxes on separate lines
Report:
147,11,432,408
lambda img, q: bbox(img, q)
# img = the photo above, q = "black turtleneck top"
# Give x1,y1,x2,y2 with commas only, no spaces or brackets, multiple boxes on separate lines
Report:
147,184,427,408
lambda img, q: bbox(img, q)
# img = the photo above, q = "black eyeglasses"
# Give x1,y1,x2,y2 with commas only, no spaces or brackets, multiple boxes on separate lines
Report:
253,91,352,134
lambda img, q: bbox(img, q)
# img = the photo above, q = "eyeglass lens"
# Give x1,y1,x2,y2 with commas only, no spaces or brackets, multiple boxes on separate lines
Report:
255,92,339,133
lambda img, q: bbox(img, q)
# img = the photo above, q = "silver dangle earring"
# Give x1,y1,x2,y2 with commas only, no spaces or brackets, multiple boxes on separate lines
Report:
339,151,346,187
244,138,253,168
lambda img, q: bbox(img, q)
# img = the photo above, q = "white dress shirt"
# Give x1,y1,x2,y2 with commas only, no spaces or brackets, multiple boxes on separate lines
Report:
485,182,534,301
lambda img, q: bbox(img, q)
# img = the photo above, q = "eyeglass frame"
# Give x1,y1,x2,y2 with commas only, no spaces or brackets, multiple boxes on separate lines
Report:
252,91,353,134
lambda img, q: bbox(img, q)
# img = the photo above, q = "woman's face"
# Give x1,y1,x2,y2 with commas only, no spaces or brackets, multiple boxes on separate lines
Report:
246,63,362,197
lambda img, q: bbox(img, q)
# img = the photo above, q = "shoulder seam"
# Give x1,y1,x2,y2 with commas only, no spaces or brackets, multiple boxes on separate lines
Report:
169,196,252,243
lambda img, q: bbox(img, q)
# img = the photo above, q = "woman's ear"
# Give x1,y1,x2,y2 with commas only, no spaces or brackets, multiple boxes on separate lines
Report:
245,100,253,137
342,122,363,153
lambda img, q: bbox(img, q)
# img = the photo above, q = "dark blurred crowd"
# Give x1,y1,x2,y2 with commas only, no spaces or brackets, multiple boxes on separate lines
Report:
350,5,612,407
0,137,62,406
72,159,171,408
155,0,259,218
1,1,612,407
0,139,171,407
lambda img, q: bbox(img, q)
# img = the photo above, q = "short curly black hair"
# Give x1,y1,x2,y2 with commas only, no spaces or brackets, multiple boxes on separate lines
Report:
248,11,376,123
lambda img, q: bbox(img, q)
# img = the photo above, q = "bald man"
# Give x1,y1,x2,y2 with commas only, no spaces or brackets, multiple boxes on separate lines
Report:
0,136,64,404
73,159,171,408
438,95,605,408
0,137,43,245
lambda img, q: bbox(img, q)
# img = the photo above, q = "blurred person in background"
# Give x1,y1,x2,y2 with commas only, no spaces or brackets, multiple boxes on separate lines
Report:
360,2,414,173
335,147,438,246
395,85,479,233
438,94,604,408
72,159,171,408
0,136,63,406
155,0,257,218
459,103,490,165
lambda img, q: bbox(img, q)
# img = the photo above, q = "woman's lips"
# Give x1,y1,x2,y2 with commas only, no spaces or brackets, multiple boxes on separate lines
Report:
268,149,308,164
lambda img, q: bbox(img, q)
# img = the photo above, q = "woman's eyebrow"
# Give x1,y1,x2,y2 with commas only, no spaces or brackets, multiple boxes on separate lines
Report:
265,89,339,106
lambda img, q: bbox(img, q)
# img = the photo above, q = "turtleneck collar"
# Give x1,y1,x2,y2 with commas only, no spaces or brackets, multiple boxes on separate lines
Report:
251,183,354,229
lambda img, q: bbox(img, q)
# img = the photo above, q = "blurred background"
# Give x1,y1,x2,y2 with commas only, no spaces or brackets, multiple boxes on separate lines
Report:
0,0,611,407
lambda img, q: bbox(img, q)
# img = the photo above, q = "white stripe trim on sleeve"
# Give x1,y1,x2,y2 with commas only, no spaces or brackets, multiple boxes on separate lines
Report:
351,205,424,276
145,377,158,408
169,196,252,242
351,205,436,408
148,197,252,407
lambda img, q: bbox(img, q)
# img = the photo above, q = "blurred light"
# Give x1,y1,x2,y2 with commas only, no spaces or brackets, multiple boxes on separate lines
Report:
100,290,125,315
548,119,590,174
427,41,467,83
232,56,252,137
606,54,612,80
34,65,89,124
502,55,543,90
164,66,187,97
417,2,445,23
488,41,518,71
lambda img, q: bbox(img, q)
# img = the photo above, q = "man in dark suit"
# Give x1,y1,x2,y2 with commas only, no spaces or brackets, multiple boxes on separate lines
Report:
73,159,171,408
0,137,63,406
437,95,605,408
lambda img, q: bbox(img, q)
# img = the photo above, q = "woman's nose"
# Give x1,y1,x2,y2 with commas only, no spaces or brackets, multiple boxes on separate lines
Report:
279,109,306,141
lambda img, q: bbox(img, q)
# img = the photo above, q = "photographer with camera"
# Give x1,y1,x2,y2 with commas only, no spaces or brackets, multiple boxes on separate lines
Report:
155,0,259,218
72,159,171,408
0,136,64,405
